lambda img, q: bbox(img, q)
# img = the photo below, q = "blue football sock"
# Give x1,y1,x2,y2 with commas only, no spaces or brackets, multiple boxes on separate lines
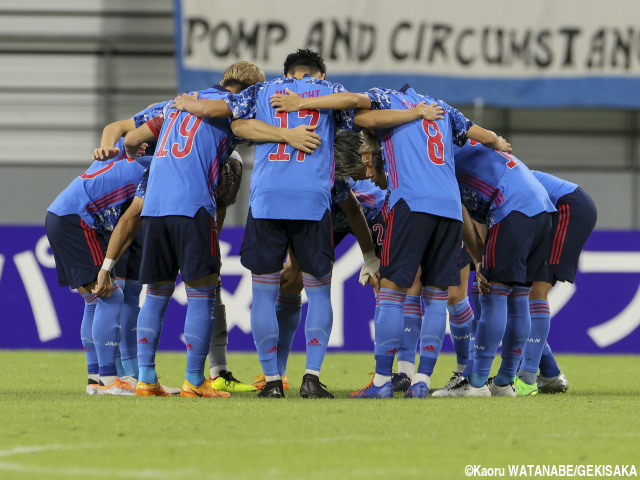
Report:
447,297,474,366
251,273,281,377
374,293,380,323
184,285,216,386
302,273,333,372
416,287,448,376
275,292,302,376
518,299,551,384
470,284,512,387
80,292,99,375
116,278,141,378
539,342,561,378
462,282,481,378
397,294,422,364
496,286,532,385
92,281,124,378
374,288,406,376
137,283,175,384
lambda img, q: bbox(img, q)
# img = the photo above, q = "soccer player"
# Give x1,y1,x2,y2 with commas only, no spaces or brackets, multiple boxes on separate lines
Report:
432,141,556,397
514,171,597,395
172,49,361,398
121,61,266,398
249,130,384,391
270,84,509,398
45,101,162,395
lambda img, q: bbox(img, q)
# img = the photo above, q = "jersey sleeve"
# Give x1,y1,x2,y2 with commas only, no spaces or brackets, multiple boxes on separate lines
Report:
135,168,149,199
132,101,169,128
442,101,474,147
330,82,355,131
224,83,263,120
365,88,394,111
331,178,351,205
144,113,165,140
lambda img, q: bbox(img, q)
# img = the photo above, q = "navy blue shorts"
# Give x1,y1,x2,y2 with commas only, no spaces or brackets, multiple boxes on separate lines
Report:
45,212,107,289
546,187,597,284
482,211,552,286
459,244,473,270
139,208,220,284
114,230,143,281
241,208,334,277
380,200,462,289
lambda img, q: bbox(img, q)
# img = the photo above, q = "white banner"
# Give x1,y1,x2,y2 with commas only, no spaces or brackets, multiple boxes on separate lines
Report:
174,0,640,107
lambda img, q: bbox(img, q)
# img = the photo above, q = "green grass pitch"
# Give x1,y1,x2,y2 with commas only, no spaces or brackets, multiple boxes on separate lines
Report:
1,350,639,479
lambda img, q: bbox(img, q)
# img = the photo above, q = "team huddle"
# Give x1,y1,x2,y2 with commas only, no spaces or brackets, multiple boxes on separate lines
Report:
45,49,597,399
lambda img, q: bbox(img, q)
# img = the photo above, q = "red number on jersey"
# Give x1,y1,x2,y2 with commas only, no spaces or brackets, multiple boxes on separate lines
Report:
155,111,179,158
81,156,135,180
469,139,518,168
422,120,445,165
268,108,321,162
497,150,519,168
171,114,203,158
269,111,291,161
296,109,320,161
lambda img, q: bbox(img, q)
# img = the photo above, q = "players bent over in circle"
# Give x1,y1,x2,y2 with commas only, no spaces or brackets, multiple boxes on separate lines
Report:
172,49,365,399
271,83,510,398
512,171,597,396
121,61,266,398
249,130,386,395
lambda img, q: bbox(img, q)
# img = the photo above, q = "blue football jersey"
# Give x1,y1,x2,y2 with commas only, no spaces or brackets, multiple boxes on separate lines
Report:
531,170,578,206
352,179,386,222
225,76,354,221
48,101,169,231
454,141,556,228
366,86,472,221
48,157,145,232
142,86,236,218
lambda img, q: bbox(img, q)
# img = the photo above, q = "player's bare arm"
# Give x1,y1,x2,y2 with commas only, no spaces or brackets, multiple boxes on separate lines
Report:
93,119,136,161
461,205,490,294
123,124,155,158
467,124,512,153
271,89,371,112
354,101,444,130
339,190,380,287
172,92,233,118
92,196,144,297
231,119,321,154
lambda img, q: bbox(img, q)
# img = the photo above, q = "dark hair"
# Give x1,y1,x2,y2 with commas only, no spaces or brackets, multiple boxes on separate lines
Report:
334,130,364,179
358,130,384,173
217,154,243,208
283,49,327,77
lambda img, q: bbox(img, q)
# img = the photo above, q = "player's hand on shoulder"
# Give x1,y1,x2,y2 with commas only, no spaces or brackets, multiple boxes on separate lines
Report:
284,124,321,154
271,88,302,112
172,92,198,111
416,101,444,121
92,146,121,161
497,136,512,153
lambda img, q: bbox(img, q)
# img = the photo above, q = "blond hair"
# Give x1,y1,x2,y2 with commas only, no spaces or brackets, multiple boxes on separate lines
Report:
222,61,265,89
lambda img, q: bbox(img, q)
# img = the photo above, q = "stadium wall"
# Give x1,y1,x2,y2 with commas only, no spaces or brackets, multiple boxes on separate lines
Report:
2,226,639,354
